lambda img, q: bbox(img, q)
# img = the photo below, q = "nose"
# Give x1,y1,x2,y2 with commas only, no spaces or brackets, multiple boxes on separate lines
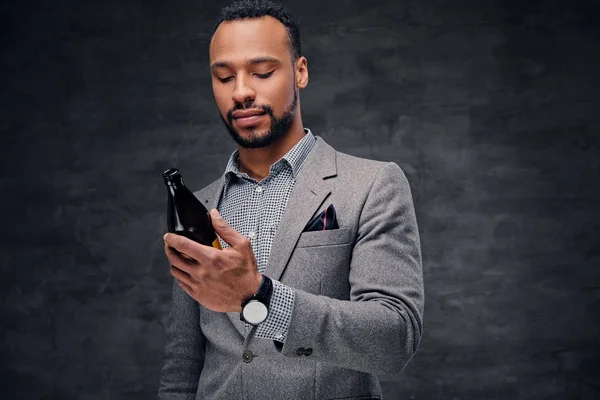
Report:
231,75,255,105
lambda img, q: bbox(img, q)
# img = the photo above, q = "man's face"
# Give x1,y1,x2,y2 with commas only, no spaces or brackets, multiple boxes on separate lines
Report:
209,16,301,148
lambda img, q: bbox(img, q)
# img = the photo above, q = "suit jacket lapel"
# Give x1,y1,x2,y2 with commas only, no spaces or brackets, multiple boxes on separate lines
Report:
265,137,338,281
196,175,225,212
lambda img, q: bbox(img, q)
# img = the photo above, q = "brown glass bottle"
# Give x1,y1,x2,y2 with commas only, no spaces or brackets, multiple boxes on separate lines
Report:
163,168,222,249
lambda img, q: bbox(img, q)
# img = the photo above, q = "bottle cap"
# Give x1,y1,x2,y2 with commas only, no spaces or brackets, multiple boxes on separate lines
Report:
163,168,183,185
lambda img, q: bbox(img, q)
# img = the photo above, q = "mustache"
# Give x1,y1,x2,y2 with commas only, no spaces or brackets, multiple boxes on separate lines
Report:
226,102,274,124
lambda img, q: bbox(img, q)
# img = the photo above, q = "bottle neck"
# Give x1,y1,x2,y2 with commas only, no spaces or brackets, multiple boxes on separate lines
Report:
164,176,184,188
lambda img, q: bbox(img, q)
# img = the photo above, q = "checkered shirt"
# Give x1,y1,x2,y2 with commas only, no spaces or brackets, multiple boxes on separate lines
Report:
217,128,317,343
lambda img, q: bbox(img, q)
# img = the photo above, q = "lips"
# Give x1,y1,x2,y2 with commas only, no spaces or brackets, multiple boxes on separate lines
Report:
232,109,267,128
232,109,266,119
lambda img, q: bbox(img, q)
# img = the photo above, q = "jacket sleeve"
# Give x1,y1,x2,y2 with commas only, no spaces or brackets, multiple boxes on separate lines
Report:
274,162,424,377
158,279,206,399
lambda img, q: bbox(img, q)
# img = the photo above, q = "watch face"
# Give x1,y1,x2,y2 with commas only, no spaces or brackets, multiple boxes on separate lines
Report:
242,300,268,325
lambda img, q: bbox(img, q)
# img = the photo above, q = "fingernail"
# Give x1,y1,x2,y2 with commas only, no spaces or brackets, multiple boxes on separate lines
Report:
163,233,168,241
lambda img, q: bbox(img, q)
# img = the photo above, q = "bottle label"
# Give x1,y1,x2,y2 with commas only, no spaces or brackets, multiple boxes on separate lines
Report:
212,238,222,250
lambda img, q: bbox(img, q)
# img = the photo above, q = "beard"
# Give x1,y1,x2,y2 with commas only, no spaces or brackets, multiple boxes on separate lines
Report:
220,88,298,149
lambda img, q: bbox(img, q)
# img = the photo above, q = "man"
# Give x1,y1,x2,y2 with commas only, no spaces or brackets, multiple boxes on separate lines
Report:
158,1,424,399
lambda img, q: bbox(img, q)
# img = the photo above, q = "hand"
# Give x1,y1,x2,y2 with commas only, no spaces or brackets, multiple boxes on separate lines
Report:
163,209,262,312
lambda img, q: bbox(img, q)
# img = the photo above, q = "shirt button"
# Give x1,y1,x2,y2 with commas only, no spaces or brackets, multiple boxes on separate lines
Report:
255,186,263,193
242,350,254,363
295,347,306,356
248,231,256,239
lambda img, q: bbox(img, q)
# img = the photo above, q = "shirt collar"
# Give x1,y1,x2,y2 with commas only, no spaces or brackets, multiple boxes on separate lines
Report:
223,128,316,193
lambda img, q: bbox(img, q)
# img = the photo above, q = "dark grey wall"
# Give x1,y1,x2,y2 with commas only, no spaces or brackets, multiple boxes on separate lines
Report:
1,0,599,399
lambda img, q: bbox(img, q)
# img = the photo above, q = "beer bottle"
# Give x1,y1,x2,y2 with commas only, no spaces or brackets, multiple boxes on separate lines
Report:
163,168,222,250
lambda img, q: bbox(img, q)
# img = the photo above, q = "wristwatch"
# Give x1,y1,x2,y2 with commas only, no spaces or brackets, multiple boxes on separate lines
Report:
240,274,273,326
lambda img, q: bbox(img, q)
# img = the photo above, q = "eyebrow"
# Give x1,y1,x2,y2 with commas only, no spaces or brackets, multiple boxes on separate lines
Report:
210,56,281,71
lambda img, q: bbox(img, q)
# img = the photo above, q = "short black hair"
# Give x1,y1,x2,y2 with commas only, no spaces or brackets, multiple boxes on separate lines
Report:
212,0,302,61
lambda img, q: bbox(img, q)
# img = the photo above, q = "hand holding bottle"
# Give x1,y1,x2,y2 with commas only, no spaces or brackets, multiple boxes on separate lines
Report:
163,209,262,313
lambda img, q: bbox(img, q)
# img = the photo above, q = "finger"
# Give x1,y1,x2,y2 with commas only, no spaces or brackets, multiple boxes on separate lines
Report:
164,233,212,265
209,209,247,249
164,241,198,274
170,265,194,289
175,277,193,296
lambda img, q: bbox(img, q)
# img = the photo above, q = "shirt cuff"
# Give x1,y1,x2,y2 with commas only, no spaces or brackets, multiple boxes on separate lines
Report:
253,279,295,343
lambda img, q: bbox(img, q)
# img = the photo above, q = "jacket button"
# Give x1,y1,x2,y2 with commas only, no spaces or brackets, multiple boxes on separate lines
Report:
304,348,313,356
295,347,305,356
242,350,253,363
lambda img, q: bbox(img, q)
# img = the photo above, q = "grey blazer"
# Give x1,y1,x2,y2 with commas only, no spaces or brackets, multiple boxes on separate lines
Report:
158,136,424,400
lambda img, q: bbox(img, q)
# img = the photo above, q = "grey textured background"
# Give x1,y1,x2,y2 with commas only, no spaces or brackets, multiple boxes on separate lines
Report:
1,0,599,399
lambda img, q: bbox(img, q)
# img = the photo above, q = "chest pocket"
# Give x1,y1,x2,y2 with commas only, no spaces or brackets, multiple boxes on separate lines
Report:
281,228,353,299
296,228,351,248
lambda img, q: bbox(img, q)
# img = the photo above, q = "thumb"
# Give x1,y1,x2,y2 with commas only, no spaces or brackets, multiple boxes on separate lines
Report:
210,209,243,247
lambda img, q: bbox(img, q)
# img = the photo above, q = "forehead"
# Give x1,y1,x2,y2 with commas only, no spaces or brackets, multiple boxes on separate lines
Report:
210,16,290,64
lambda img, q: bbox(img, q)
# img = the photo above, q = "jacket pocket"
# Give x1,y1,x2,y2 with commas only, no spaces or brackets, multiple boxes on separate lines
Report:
296,228,351,248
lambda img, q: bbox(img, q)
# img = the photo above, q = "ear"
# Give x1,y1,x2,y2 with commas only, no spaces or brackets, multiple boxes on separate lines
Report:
295,56,309,89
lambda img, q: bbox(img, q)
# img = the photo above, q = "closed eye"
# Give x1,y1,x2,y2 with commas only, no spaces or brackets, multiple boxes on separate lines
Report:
218,76,234,83
255,71,274,79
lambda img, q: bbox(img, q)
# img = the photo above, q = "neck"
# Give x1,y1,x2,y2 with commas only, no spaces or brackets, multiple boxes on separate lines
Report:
237,119,305,181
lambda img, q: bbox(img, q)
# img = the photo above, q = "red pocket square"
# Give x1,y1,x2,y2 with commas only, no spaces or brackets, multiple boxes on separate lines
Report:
303,204,339,232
